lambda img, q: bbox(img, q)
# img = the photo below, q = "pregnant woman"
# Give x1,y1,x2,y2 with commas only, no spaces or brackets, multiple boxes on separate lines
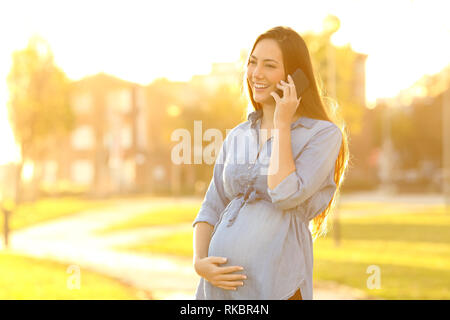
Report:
192,26,349,300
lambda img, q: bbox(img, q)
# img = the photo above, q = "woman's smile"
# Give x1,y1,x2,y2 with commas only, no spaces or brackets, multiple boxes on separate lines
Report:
253,83,271,92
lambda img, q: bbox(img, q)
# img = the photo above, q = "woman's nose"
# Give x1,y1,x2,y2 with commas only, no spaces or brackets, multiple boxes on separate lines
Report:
252,65,265,80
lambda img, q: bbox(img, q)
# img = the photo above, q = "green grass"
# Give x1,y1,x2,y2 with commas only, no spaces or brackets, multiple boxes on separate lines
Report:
97,200,446,234
115,231,195,257
96,202,201,234
0,251,150,299
112,203,450,299
0,197,111,234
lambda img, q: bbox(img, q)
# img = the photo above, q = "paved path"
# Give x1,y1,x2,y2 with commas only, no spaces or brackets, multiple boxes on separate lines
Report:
0,195,396,300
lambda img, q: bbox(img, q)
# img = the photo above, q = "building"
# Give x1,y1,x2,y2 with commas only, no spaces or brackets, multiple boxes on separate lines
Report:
42,73,148,196
38,59,250,197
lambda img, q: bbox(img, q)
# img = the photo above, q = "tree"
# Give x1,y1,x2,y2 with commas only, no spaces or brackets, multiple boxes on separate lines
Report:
6,35,74,203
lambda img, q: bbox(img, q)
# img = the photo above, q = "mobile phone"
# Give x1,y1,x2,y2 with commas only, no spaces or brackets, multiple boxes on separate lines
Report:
275,68,309,99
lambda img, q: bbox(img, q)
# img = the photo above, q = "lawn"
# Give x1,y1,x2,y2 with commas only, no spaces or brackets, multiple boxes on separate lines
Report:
95,200,439,234
96,202,201,234
0,250,150,299
112,203,450,300
0,197,111,234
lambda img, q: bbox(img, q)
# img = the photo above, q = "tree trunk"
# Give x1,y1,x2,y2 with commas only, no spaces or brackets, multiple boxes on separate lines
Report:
14,161,24,205
29,160,43,202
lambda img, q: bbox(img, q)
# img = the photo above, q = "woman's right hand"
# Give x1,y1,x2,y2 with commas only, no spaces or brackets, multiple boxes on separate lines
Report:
194,256,247,291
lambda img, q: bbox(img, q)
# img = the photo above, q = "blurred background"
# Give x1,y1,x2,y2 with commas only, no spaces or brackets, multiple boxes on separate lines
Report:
0,0,448,300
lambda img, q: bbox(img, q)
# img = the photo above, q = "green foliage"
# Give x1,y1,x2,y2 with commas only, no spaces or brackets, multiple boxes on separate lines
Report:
303,32,365,135
6,35,75,203
391,103,442,169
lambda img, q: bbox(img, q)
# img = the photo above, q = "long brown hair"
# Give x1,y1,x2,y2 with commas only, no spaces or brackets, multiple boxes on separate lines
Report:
243,26,350,241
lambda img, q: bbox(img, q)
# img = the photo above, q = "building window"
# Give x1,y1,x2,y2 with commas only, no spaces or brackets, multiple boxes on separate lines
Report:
123,158,135,187
121,126,132,149
71,125,95,150
71,92,93,114
42,160,58,183
136,113,147,149
106,89,132,113
71,160,93,185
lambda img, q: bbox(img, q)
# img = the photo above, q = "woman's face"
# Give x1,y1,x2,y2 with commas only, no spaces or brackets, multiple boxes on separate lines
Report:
247,38,286,104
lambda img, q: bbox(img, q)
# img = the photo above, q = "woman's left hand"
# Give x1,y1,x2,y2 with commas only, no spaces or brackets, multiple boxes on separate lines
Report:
270,74,302,126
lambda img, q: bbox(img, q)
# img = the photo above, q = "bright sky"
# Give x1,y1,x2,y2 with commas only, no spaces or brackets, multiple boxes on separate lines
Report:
0,0,449,165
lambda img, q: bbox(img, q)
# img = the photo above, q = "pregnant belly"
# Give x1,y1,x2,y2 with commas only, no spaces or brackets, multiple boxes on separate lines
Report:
208,201,287,267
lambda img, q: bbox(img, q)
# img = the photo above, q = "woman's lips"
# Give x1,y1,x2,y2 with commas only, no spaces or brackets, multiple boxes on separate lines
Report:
254,84,270,92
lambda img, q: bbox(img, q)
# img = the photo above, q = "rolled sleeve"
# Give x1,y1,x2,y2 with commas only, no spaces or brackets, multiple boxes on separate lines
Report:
267,123,342,212
302,179,337,221
192,139,230,228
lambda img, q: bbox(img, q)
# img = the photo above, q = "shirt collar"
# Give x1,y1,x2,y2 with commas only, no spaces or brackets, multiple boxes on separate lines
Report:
247,109,315,130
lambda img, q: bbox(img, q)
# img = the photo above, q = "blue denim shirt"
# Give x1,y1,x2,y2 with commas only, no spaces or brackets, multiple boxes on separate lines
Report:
192,109,343,300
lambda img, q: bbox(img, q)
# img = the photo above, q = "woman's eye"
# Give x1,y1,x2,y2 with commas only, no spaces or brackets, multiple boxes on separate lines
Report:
248,61,275,68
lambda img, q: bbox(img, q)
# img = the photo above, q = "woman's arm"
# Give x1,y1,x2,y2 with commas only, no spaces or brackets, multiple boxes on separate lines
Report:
267,123,342,212
267,76,342,214
193,222,214,264
267,123,296,190
193,222,247,291
268,75,301,190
